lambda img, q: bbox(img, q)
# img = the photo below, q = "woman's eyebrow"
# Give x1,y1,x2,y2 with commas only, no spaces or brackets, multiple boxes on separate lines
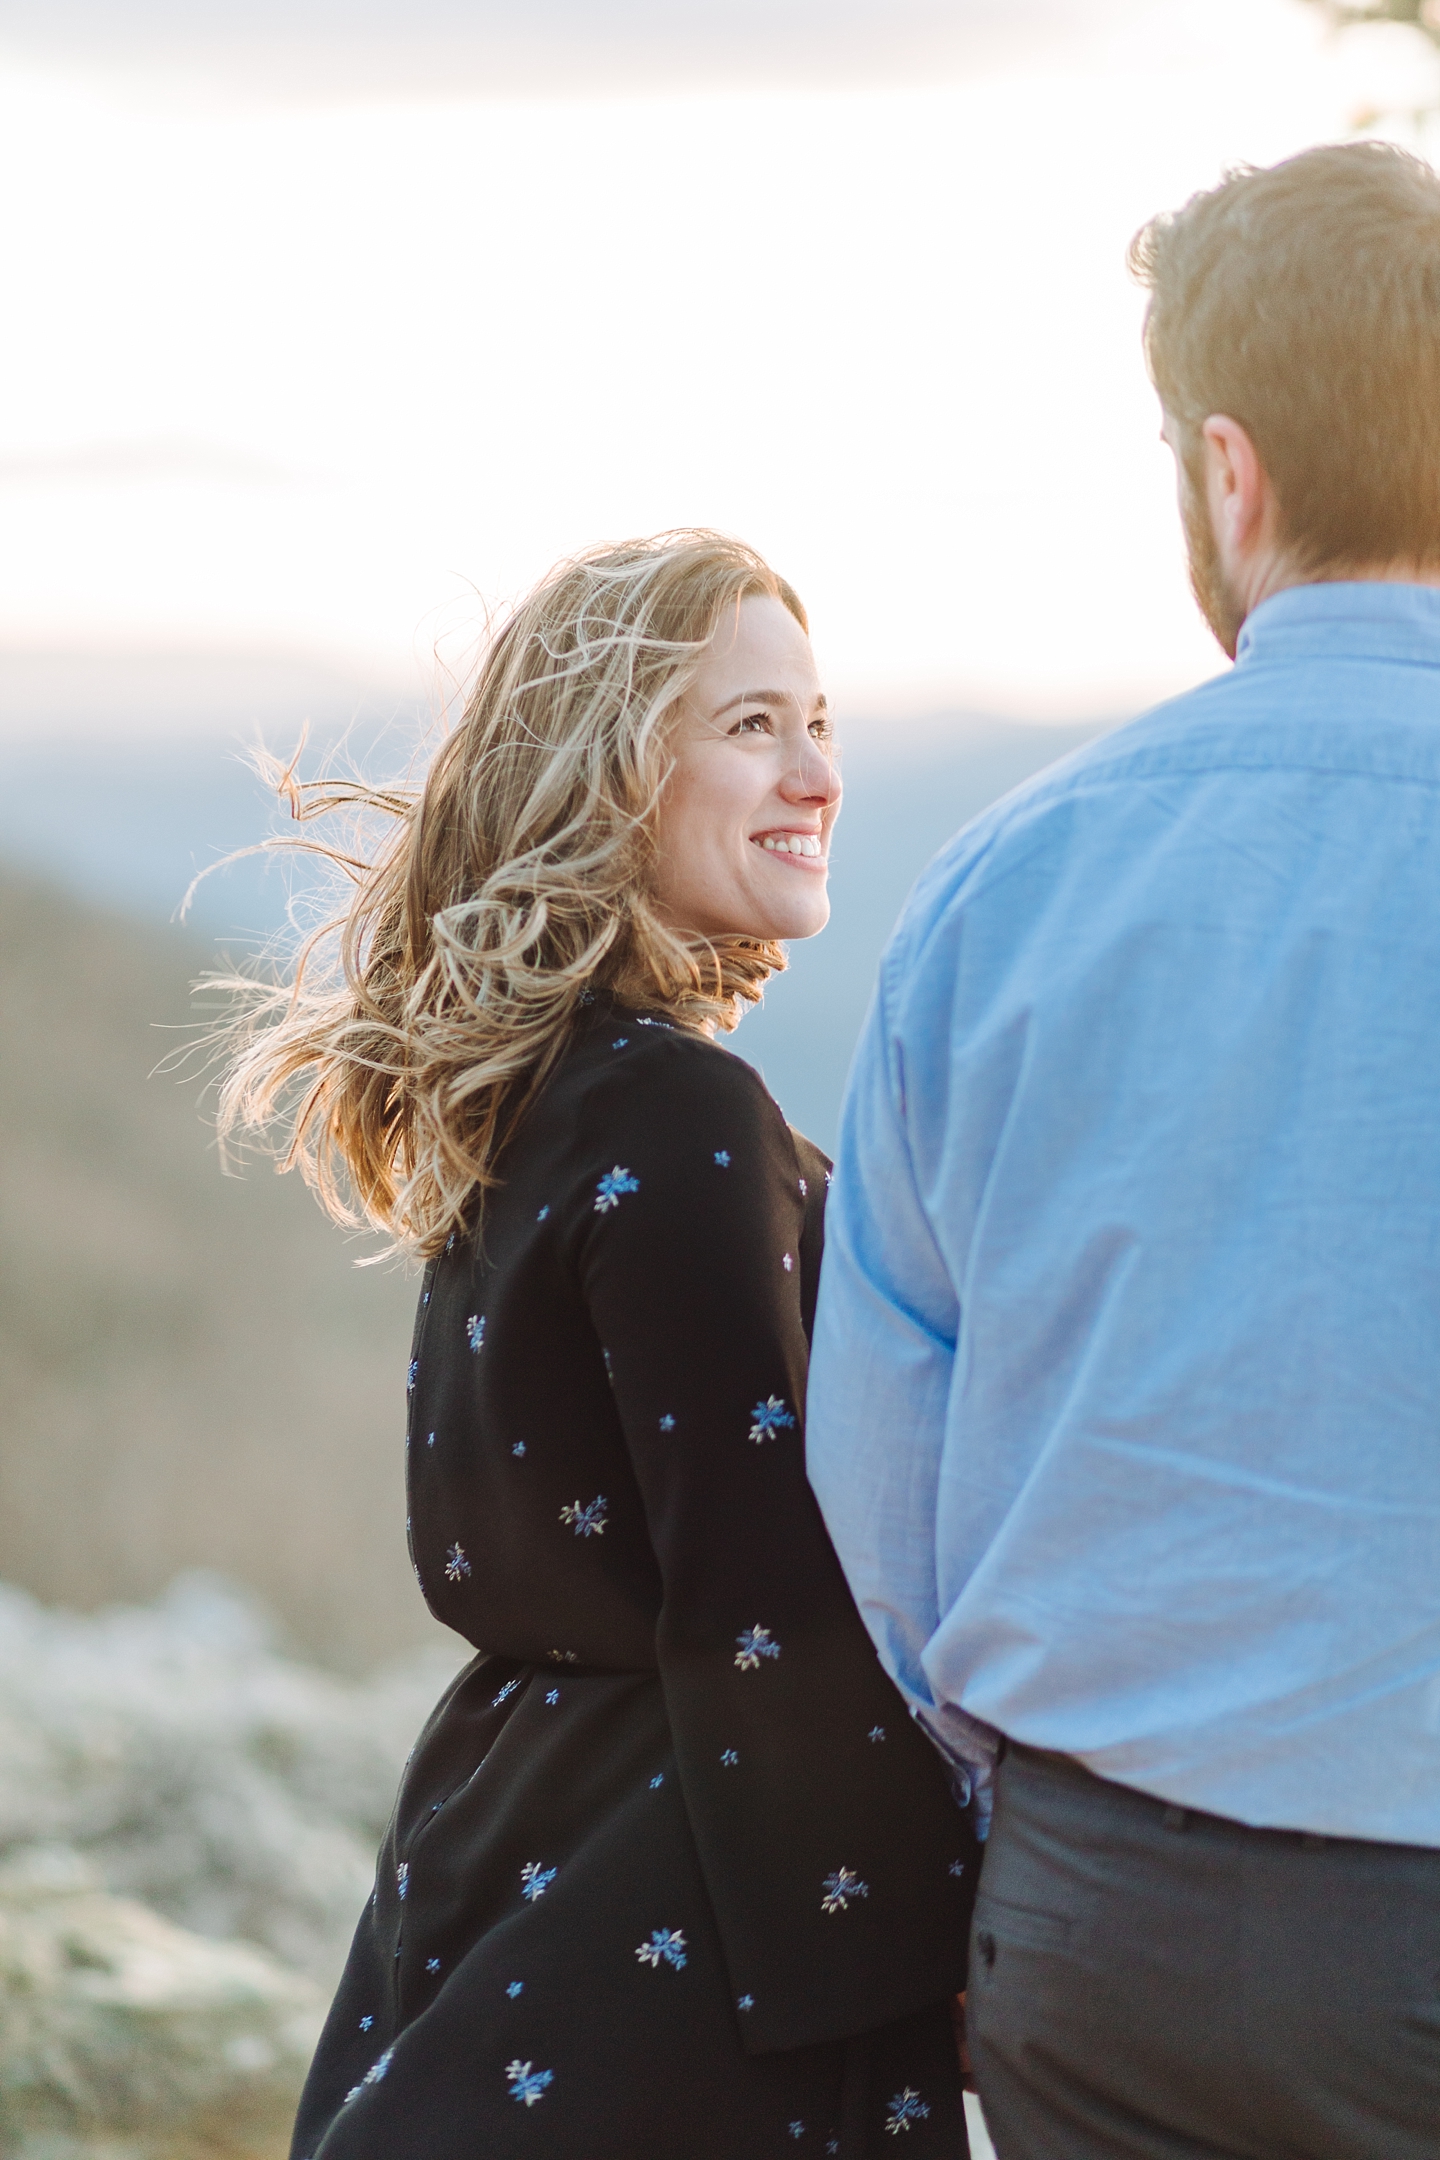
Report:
711,688,828,717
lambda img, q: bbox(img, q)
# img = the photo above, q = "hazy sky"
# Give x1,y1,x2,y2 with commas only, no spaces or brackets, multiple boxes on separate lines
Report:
1,0,1436,731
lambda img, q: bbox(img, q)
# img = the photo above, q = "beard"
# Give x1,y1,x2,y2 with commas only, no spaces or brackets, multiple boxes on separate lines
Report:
1180,464,1246,660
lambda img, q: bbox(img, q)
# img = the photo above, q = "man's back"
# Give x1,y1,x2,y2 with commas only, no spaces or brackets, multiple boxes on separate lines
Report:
809,578,1440,1844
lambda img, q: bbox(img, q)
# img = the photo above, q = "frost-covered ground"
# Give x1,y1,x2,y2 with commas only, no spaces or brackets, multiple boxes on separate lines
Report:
0,1573,463,1986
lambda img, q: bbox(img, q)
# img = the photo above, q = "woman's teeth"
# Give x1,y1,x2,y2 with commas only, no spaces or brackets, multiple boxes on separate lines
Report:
759,833,823,857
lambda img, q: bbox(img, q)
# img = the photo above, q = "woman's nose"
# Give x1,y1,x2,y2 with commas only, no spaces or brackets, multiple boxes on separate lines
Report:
782,740,840,805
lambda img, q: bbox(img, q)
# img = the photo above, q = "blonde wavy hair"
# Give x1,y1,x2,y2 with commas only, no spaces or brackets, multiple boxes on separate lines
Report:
213,530,807,1257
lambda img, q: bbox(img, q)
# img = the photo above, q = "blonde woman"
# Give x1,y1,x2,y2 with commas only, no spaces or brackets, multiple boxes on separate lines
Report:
221,534,977,2159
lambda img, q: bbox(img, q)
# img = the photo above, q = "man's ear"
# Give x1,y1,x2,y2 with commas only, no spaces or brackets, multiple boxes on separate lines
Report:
1200,416,1269,563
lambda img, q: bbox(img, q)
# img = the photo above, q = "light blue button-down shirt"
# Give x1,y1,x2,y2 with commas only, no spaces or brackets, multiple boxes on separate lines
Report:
807,582,1440,1846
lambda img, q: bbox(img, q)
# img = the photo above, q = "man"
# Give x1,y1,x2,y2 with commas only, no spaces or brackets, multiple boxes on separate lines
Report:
806,142,1440,2159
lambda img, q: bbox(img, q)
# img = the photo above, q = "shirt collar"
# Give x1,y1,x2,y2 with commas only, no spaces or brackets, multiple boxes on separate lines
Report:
1236,580,1440,671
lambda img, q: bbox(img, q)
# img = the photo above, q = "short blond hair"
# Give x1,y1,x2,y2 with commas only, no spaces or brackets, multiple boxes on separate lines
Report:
213,531,807,1254
1130,141,1440,574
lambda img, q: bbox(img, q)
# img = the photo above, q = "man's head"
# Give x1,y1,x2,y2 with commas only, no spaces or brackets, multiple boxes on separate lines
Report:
1131,143,1440,655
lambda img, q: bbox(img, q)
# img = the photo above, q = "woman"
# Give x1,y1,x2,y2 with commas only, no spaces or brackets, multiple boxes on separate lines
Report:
218,532,978,2158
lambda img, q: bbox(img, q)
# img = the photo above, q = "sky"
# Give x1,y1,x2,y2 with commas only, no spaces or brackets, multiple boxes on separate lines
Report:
1,0,1437,737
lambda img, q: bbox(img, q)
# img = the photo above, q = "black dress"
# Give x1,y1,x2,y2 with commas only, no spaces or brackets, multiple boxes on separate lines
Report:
292,998,978,2160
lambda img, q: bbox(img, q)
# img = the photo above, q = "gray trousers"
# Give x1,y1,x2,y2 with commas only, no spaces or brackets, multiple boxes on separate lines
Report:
968,1742,1440,2159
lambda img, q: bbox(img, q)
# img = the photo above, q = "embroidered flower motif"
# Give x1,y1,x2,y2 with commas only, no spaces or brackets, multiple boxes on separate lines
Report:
559,1495,608,1537
782,1252,793,1272
612,1037,629,1049
827,2143,841,2154
868,1725,886,1743
884,2089,931,2134
492,1677,522,1707
789,2126,805,2140
445,1231,456,1252
594,1166,640,1212
396,1863,409,1900
445,1544,472,1582
546,1649,580,1663
344,2046,395,2101
506,1980,524,1998
635,1927,688,1971
537,1205,550,1221
649,1773,664,1789
825,1169,833,1186
422,1288,431,1305
406,1359,419,1392
720,1748,739,1766
359,2014,373,2031
737,1993,755,2011
506,2060,554,2107
821,1867,869,1915
798,1177,808,1196
734,1626,780,1671
426,1957,441,1973
512,1441,526,1457
426,1431,436,1448
520,1861,557,1902
714,1150,731,1167
658,1414,676,1432
748,1396,797,1444
544,1688,560,1705
466,1314,485,1353
948,1859,967,1878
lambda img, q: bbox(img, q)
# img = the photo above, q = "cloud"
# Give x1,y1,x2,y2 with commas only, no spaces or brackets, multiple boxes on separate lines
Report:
0,439,321,488
0,0,1143,100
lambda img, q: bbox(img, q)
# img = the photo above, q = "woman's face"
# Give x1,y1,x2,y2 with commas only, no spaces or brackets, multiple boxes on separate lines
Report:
652,593,840,943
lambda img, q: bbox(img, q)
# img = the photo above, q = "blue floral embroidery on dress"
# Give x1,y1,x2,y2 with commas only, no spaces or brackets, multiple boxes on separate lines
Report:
343,2045,396,2102
737,1993,755,2012
734,1626,780,1671
426,1431,436,1448
612,1037,629,1049
827,2142,840,2154
748,1396,797,1444
520,1861,557,1902
820,1867,869,1915
560,1495,608,1537
868,1725,886,1743
426,1957,441,1973
544,1688,560,1705
884,2089,932,2134
714,1150,731,1167
537,1205,550,1221
513,1440,526,1456
359,2014,373,2031
506,1980,524,1998
506,2060,554,2107
396,1863,408,1899
948,1858,968,1878
445,1231,456,1252
445,1544,472,1582
492,1677,522,1708
649,1772,664,1789
782,1252,793,1272
658,1414,676,1432
407,1359,419,1392
635,1927,688,1971
720,1748,739,1766
798,1176,808,1197
789,2125,805,2140
466,1314,485,1353
594,1166,639,1212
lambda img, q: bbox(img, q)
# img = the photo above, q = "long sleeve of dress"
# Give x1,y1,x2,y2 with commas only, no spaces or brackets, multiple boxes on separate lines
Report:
570,1031,975,2056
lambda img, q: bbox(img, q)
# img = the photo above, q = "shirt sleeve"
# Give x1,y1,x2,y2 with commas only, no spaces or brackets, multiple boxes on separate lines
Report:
573,1034,975,2055
806,961,1000,1815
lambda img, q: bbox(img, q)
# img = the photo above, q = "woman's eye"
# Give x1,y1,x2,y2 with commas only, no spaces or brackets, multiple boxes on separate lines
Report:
729,712,772,736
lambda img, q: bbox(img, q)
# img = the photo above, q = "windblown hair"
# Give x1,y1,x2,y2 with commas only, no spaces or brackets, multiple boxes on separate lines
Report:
213,531,807,1256
1130,141,1440,576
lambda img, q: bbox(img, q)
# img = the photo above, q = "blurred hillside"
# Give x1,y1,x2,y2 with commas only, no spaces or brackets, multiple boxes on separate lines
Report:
0,862,430,1670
